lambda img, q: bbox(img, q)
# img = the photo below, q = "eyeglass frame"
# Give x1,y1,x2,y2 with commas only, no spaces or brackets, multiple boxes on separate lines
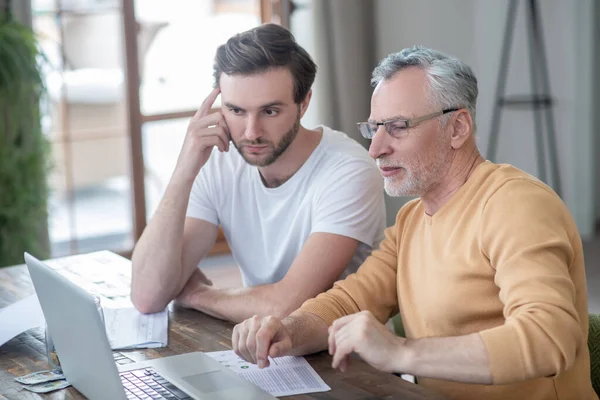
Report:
356,108,460,139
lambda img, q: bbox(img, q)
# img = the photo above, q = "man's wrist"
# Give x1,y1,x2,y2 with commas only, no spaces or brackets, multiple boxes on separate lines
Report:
281,314,300,348
283,311,329,355
194,284,215,304
392,336,414,374
170,167,199,188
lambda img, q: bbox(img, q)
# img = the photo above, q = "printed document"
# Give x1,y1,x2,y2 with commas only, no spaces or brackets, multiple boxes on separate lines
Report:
43,251,168,349
103,307,168,350
206,350,330,397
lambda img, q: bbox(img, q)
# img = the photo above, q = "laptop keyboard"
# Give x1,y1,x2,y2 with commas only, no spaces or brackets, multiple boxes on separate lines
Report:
120,368,191,400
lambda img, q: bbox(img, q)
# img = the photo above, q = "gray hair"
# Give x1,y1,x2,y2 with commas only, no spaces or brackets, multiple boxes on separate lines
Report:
371,45,478,131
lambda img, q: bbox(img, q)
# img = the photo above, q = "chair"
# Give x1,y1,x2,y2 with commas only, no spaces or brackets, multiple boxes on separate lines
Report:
42,12,167,191
392,312,600,395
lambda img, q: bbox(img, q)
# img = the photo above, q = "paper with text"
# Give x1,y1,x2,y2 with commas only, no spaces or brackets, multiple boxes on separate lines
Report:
44,250,133,308
43,251,168,349
206,350,330,397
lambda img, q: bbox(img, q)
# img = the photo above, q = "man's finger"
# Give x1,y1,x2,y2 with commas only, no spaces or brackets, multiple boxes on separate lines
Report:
269,342,282,358
196,134,225,153
329,316,352,356
255,325,275,368
237,327,253,363
331,313,358,334
191,123,229,152
197,87,221,118
193,111,222,129
232,325,241,357
339,355,351,373
328,328,336,356
331,338,353,370
217,113,231,152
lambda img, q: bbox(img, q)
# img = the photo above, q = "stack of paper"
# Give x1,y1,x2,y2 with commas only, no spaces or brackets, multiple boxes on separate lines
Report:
41,251,169,350
103,307,168,350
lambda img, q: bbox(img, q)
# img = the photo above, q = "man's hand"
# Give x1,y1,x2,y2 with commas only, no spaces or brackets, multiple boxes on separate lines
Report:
329,311,405,373
174,88,231,183
232,316,293,368
175,268,213,309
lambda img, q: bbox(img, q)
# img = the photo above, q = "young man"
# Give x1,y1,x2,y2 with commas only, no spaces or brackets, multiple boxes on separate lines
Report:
232,46,598,400
130,24,386,323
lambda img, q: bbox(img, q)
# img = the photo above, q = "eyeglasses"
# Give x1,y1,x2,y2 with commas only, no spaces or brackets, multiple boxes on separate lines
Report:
356,108,460,139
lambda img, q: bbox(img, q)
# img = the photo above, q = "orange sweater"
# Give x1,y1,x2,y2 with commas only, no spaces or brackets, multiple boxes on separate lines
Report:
300,161,597,400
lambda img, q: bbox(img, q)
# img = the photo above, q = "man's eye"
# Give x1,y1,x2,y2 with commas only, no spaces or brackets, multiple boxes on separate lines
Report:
229,108,242,114
263,109,278,116
388,122,407,132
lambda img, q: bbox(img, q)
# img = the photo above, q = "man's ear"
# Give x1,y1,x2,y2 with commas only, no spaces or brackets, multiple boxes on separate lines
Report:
299,89,312,117
449,109,473,149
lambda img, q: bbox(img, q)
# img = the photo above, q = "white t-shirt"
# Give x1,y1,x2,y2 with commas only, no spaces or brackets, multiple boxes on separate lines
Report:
186,126,386,287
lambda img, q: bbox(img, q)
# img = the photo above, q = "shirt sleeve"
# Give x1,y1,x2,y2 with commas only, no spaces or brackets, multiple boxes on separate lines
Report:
185,161,220,226
311,158,385,247
299,223,400,326
477,178,584,384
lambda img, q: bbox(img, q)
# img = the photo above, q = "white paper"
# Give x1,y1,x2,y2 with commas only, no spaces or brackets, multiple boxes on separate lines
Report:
0,294,46,347
43,251,133,308
206,350,330,397
42,251,169,350
103,307,168,350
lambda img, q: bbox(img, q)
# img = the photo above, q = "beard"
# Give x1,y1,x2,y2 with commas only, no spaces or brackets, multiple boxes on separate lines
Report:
377,132,452,197
232,111,301,167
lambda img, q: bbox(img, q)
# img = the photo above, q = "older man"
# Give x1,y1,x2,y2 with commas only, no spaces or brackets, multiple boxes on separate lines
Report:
231,46,598,400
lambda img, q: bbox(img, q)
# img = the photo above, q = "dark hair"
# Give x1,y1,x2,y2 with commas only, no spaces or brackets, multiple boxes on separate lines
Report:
213,23,317,104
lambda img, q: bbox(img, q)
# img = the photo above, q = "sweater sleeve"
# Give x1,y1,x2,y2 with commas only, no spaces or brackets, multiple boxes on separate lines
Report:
299,223,400,326
478,178,583,384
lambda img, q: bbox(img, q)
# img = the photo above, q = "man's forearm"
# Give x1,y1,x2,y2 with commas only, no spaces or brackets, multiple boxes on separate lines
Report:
189,283,300,323
131,174,194,313
401,333,492,384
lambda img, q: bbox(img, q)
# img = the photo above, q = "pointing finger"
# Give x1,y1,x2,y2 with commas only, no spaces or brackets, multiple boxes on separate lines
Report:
196,87,221,118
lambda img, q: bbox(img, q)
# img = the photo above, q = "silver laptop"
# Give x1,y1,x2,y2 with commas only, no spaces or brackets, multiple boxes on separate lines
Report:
24,252,275,400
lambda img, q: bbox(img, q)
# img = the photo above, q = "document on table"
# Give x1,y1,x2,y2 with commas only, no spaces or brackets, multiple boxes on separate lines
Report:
206,350,330,397
43,250,133,308
42,250,169,350
0,294,46,347
102,307,168,350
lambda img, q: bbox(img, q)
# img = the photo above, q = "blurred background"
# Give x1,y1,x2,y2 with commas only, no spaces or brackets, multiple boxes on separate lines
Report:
1,0,598,287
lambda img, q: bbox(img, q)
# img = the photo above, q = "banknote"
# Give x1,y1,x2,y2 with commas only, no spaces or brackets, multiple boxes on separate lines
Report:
14,370,65,385
22,379,71,393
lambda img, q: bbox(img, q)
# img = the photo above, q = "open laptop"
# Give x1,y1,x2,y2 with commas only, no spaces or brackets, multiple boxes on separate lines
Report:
24,252,275,400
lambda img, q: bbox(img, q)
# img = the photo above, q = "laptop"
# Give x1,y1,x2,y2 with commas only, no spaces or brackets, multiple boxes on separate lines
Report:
24,252,276,400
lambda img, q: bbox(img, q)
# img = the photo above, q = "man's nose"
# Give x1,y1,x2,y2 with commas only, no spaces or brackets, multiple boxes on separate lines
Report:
244,115,261,141
368,126,391,159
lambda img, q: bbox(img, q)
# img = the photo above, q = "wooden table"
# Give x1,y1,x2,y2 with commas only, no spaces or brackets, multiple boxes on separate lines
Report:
0,264,447,400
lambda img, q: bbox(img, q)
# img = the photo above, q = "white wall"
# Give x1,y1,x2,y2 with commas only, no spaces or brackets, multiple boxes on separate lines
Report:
375,0,596,237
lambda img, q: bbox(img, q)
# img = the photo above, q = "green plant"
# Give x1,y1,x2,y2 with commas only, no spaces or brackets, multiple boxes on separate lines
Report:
0,2,50,267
